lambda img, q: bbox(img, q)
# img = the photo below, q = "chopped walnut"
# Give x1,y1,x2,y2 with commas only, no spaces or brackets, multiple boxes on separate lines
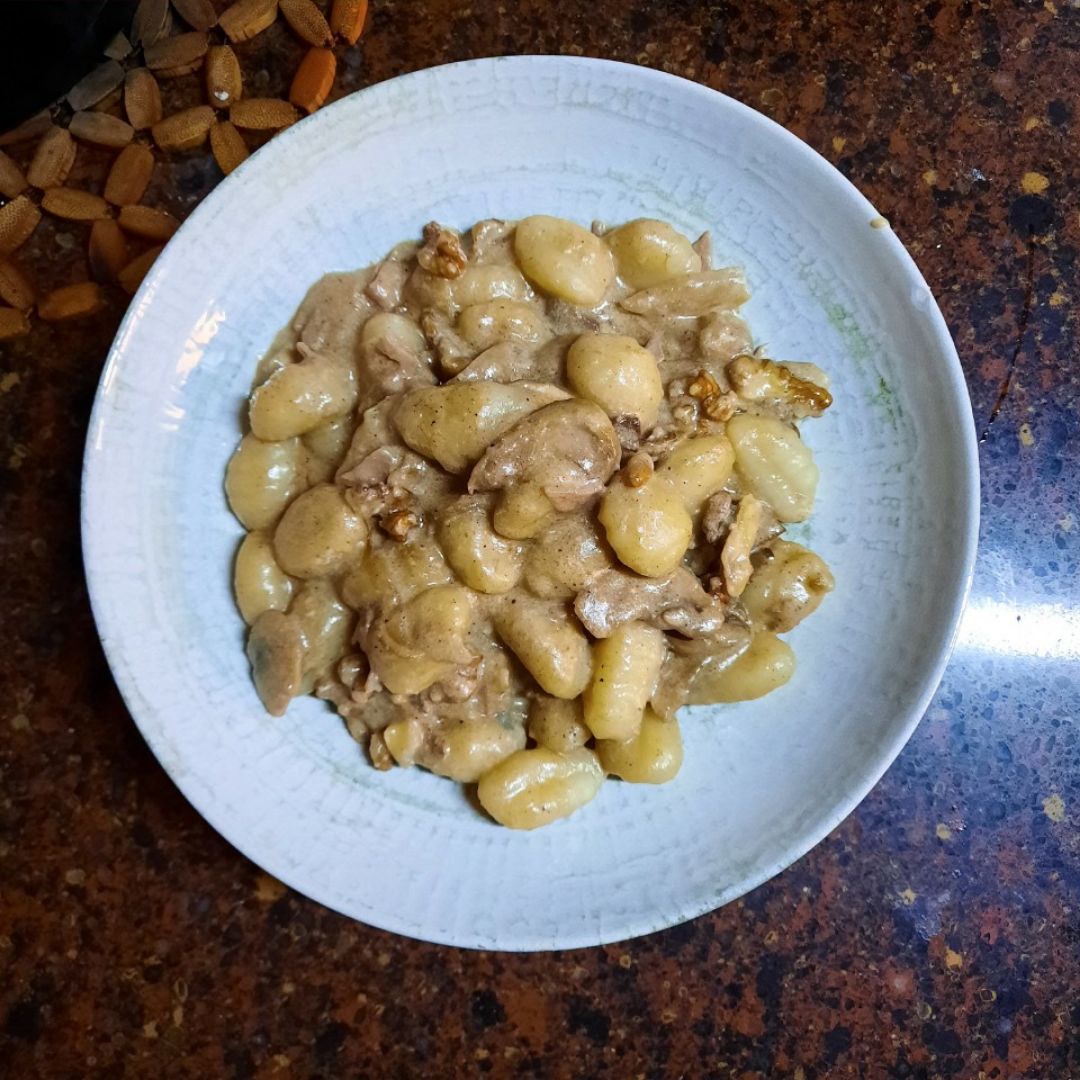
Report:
417,222,468,280
701,491,734,544
727,354,833,418
687,368,738,421
623,451,654,488
368,731,393,771
380,506,422,541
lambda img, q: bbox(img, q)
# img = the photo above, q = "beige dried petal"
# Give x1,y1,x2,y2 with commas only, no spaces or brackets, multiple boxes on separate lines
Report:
131,0,172,46
104,144,156,206
69,111,135,149
26,126,76,189
280,0,332,45
91,86,125,115
152,106,215,151
39,282,105,322
219,0,279,42
145,31,209,72
89,220,130,281
67,60,125,111
172,0,218,30
0,195,42,254
118,246,163,294
104,31,133,60
41,188,112,222
124,69,164,131
206,45,243,109
209,121,250,175
0,306,31,341
230,98,300,131
0,256,35,310
0,110,53,149
0,150,28,198
118,204,180,241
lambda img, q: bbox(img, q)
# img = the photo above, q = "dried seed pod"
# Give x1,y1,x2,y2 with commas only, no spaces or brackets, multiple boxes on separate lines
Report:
330,0,368,44
145,31,209,76
89,220,130,280
152,106,215,151
41,188,112,222
91,86,125,115
26,126,77,189
104,144,156,206
38,282,105,322
0,196,42,254
219,0,279,43
124,69,164,131
0,306,30,340
0,110,53,149
290,47,336,113
0,150,28,198
209,120,249,174
171,0,218,30
118,246,163,294
206,45,243,109
104,31,133,60
0,256,35,310
280,0,332,45
69,111,135,149
131,0,172,46
230,98,300,131
67,60,125,111
118,204,180,241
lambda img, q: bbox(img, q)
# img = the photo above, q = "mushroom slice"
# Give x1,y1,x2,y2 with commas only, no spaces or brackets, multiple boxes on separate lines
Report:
468,399,620,511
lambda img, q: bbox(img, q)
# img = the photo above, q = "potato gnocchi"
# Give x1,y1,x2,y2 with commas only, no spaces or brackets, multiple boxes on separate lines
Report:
226,215,834,829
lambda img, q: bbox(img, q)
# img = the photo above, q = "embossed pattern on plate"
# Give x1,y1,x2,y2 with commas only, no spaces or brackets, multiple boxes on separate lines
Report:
81,57,979,950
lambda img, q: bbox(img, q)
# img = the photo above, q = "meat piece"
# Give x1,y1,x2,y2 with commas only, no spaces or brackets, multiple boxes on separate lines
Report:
292,270,375,356
613,414,641,454
365,259,409,310
574,566,728,639
335,396,400,479
470,218,515,263
356,313,436,409
468,399,621,511
417,221,467,279
420,309,473,376
450,341,534,383
650,624,752,720
699,310,753,362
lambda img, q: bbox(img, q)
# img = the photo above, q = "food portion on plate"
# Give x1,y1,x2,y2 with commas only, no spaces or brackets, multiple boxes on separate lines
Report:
224,215,835,829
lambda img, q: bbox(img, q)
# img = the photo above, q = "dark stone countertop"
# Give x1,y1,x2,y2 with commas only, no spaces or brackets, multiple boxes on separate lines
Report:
2,2,1079,1076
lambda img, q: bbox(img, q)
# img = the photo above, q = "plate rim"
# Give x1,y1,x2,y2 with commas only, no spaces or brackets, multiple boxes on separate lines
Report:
81,54,981,950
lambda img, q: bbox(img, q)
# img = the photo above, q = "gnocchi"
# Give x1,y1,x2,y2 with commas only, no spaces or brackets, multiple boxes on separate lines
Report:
229,215,834,829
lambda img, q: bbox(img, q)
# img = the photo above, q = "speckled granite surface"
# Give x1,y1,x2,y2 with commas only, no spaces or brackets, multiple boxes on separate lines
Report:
2,2,1079,1076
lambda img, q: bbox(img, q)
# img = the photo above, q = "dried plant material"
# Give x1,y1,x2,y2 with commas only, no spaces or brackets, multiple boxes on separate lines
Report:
152,106,215,151
0,110,53,149
69,111,135,149
26,126,77,189
0,256,35,310
210,120,250,174
206,45,243,109
132,0,172,46
104,31,133,60
41,188,112,222
89,220,130,280
219,0,279,43
39,282,105,322
172,0,218,30
280,0,332,45
118,204,180,241
0,196,42,254
0,306,31,341
104,144,156,206
67,60,125,111
145,31,209,76
290,47,336,113
125,69,164,131
118,246,163,294
331,0,368,44
230,98,300,131
0,150,27,198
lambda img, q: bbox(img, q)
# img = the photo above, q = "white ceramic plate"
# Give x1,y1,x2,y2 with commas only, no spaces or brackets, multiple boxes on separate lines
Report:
82,56,979,950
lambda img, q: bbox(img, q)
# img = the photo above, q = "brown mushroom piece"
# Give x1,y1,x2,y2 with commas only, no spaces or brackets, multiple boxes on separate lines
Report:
649,624,753,720
468,399,621,512
355,312,436,410
574,565,729,639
